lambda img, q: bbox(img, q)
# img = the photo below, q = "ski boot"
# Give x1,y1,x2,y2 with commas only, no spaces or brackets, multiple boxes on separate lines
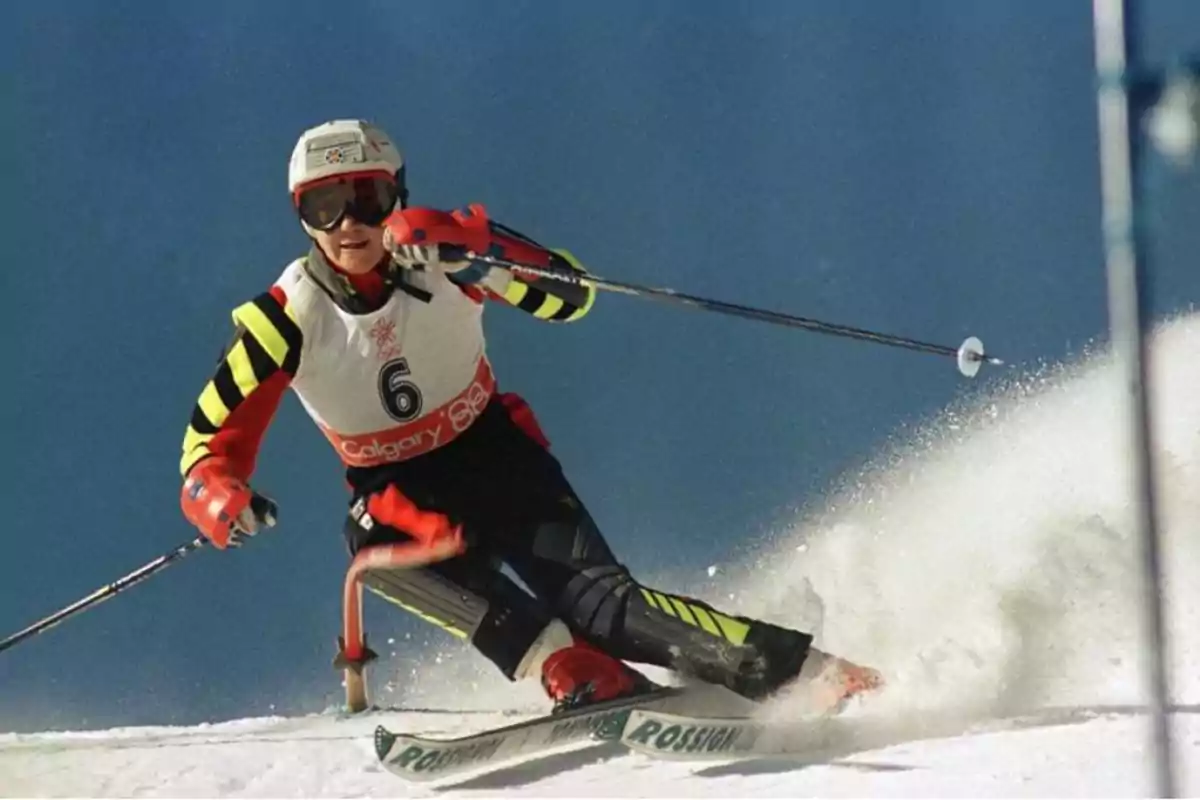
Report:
796,648,885,714
541,639,659,713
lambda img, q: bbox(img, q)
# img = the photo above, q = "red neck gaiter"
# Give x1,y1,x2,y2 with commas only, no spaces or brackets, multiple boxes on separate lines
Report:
327,254,389,306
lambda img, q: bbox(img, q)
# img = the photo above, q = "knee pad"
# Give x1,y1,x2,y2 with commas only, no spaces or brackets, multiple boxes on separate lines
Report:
732,620,814,699
624,588,815,699
559,565,636,640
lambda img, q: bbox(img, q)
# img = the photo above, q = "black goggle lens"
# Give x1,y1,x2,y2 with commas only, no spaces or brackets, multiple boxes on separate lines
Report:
297,176,398,231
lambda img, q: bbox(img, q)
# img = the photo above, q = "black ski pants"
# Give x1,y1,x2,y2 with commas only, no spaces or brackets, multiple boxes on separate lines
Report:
343,396,812,700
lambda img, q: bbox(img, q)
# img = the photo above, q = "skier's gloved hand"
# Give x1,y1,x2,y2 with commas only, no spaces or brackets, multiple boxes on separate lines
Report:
389,242,476,274
383,206,492,285
366,485,460,548
181,457,278,550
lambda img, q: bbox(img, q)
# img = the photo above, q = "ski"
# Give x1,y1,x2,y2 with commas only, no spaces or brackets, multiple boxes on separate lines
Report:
619,708,768,760
619,706,889,763
376,690,883,780
374,686,694,783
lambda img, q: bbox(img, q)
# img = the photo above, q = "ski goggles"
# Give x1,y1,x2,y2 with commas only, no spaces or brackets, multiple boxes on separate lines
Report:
294,172,398,231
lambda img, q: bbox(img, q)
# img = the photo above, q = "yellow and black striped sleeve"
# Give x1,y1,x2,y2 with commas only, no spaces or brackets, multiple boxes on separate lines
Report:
179,291,303,477
496,248,596,323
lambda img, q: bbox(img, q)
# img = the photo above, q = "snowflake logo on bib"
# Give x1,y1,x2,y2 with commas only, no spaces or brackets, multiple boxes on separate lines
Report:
369,318,402,361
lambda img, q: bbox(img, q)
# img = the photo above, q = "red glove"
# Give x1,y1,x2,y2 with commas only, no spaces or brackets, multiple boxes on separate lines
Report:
384,204,565,287
367,485,460,547
181,457,277,549
383,206,492,268
384,205,492,250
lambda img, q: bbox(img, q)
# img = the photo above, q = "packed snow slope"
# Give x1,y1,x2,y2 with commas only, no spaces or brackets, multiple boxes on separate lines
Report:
3,313,1199,798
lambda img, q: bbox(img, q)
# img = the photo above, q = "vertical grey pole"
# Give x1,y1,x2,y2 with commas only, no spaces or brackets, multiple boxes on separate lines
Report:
1091,1,1176,797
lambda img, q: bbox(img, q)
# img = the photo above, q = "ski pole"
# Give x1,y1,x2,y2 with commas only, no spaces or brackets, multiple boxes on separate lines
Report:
0,536,206,655
472,252,1004,378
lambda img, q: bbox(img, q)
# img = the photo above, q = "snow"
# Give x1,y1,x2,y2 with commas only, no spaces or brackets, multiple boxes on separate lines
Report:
4,313,1200,797
3,706,1197,796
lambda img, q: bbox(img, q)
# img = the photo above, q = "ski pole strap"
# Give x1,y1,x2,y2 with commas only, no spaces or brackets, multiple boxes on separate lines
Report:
0,537,206,655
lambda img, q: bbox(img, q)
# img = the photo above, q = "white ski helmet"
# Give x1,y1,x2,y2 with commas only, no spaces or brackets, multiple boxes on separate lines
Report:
288,119,407,205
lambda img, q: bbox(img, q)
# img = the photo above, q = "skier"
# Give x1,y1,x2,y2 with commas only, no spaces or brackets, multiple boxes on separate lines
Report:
178,119,882,714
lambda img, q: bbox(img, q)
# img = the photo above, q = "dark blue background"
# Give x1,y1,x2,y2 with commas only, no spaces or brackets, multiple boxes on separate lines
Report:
4,1,1198,731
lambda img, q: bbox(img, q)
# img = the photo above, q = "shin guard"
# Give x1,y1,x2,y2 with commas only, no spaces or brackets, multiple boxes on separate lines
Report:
556,567,814,700
359,563,550,680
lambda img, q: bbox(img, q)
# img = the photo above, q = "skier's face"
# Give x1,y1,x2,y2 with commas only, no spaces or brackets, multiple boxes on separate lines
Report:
311,214,387,275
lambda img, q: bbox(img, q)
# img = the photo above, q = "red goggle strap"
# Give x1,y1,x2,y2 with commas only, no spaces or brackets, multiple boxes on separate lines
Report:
292,169,396,206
